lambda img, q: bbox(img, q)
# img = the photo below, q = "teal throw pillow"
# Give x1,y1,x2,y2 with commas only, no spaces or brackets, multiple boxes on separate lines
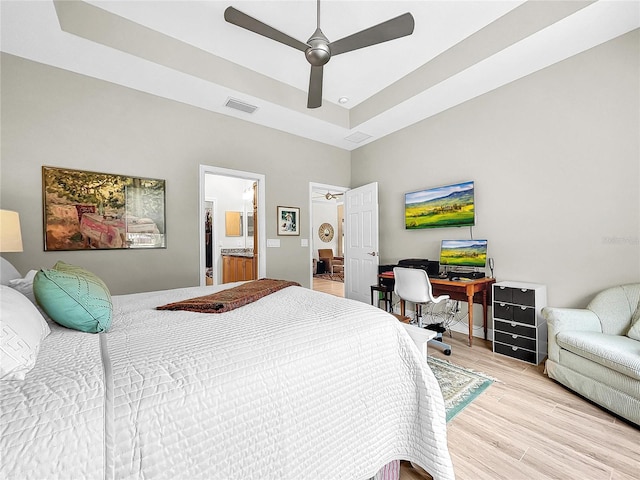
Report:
33,261,112,333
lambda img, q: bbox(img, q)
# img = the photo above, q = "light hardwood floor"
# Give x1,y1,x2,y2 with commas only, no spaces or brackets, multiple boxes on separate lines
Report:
312,278,639,480
312,276,344,297
400,332,639,480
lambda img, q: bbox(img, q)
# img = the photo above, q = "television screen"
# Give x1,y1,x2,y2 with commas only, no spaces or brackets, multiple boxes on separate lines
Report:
404,181,474,229
439,239,488,268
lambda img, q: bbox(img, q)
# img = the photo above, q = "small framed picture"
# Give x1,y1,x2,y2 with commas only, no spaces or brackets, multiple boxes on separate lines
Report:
277,206,300,236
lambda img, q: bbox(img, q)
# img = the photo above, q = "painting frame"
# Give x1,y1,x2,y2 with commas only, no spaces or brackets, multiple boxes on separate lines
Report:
42,166,166,251
277,206,300,236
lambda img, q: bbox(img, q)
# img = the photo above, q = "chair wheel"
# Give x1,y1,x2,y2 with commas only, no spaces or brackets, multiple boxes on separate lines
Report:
444,349,452,356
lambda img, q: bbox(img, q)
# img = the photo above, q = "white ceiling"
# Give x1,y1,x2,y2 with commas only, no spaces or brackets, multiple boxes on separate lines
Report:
1,0,638,151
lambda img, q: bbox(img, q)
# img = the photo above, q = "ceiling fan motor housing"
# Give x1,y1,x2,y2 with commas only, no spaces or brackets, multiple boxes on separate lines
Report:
306,28,331,66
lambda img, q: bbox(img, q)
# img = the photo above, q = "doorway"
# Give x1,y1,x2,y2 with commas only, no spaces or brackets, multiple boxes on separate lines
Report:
199,165,266,286
309,182,348,297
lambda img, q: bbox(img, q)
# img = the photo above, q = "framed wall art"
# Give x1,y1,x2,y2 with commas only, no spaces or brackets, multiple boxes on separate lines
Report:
42,166,166,251
277,206,300,236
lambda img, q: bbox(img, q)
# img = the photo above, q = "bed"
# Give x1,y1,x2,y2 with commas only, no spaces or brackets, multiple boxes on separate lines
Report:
1,262,454,480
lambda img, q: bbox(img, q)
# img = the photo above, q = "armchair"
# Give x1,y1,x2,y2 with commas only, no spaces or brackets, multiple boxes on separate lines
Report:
318,249,343,274
542,283,640,426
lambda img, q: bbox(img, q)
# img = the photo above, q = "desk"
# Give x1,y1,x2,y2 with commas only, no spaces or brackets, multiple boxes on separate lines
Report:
379,272,495,347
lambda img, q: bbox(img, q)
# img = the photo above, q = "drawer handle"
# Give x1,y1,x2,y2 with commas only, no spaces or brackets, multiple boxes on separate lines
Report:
512,346,518,351
500,303,507,307
499,286,506,290
520,306,528,310
511,322,517,327
520,289,528,293
512,334,518,339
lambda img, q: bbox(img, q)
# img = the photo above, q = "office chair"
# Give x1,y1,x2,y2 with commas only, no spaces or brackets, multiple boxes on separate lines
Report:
393,267,453,356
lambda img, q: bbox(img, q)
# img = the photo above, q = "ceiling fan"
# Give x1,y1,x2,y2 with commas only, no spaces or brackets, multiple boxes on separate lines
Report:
314,191,344,200
224,1,415,109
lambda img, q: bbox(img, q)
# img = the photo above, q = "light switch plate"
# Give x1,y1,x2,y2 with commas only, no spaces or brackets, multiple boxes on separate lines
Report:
267,239,280,248
301,238,309,247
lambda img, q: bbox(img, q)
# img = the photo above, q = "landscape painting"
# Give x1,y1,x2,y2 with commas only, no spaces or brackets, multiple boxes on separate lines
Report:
404,181,475,229
42,166,166,251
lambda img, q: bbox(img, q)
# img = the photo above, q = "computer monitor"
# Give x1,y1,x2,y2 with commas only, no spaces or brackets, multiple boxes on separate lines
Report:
439,239,488,269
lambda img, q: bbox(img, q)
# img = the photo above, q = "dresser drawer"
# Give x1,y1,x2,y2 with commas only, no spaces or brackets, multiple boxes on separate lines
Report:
494,331,536,351
512,288,536,307
494,342,537,364
494,285,513,303
494,302,513,321
494,319,536,339
512,305,536,326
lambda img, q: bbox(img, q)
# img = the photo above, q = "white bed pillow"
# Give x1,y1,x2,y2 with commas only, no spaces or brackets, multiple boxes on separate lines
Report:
8,269,38,304
0,285,51,380
1,257,21,286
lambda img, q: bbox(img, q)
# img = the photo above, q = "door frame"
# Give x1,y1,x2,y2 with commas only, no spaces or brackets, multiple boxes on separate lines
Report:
199,165,266,286
309,182,349,289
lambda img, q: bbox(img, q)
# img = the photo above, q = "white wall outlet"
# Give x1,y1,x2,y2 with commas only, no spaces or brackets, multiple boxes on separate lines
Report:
301,238,309,247
267,239,280,248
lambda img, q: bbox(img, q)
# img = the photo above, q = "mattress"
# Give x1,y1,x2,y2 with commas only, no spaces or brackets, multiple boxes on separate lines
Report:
0,283,454,480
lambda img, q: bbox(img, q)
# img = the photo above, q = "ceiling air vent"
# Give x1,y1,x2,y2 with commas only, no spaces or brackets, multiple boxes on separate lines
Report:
225,98,258,114
344,131,372,144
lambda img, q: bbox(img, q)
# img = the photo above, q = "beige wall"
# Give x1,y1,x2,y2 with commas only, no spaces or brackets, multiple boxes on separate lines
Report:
352,30,640,312
0,53,350,293
2,30,638,308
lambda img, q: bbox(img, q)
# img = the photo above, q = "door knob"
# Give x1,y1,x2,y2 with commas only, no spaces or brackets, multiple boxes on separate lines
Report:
368,251,377,256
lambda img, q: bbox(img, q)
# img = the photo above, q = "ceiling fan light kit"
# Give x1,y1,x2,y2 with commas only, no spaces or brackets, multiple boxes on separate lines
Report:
224,1,414,109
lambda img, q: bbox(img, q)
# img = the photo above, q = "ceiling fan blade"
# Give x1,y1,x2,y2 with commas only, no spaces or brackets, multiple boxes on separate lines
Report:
329,12,415,56
224,7,309,52
307,65,323,109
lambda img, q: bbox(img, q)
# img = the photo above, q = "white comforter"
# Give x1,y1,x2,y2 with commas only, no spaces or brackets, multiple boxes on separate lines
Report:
1,284,454,480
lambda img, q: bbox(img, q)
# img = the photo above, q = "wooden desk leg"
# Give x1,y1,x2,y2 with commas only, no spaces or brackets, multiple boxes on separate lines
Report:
400,299,406,318
466,289,474,347
482,289,488,340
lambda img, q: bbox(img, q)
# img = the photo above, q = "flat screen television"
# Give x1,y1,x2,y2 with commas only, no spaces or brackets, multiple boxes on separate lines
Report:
439,239,488,268
404,181,474,229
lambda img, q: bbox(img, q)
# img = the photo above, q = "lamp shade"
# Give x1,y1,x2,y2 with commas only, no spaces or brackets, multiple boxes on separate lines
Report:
0,210,24,252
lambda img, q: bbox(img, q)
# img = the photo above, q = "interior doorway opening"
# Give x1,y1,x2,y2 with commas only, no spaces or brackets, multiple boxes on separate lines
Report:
309,182,348,297
199,165,266,286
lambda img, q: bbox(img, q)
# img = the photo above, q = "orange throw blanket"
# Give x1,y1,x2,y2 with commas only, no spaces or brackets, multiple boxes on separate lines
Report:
157,278,300,313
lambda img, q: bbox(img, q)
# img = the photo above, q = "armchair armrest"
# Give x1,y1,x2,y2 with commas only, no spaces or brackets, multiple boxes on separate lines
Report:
542,307,602,362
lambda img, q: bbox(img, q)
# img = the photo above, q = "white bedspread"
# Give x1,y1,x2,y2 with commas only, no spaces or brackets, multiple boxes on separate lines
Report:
1,284,454,480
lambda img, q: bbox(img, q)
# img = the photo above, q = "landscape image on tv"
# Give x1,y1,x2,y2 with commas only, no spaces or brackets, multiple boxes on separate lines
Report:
405,181,475,229
439,239,488,268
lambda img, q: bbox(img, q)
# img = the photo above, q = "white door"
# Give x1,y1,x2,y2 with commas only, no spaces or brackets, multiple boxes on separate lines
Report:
344,182,379,303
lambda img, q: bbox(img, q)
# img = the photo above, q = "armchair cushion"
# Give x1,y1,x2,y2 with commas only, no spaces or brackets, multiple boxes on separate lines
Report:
628,316,640,341
588,284,640,335
556,331,640,380
626,300,640,340
318,249,334,260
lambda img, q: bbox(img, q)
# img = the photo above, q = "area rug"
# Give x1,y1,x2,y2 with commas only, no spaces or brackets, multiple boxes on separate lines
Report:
427,357,494,422
314,272,344,282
